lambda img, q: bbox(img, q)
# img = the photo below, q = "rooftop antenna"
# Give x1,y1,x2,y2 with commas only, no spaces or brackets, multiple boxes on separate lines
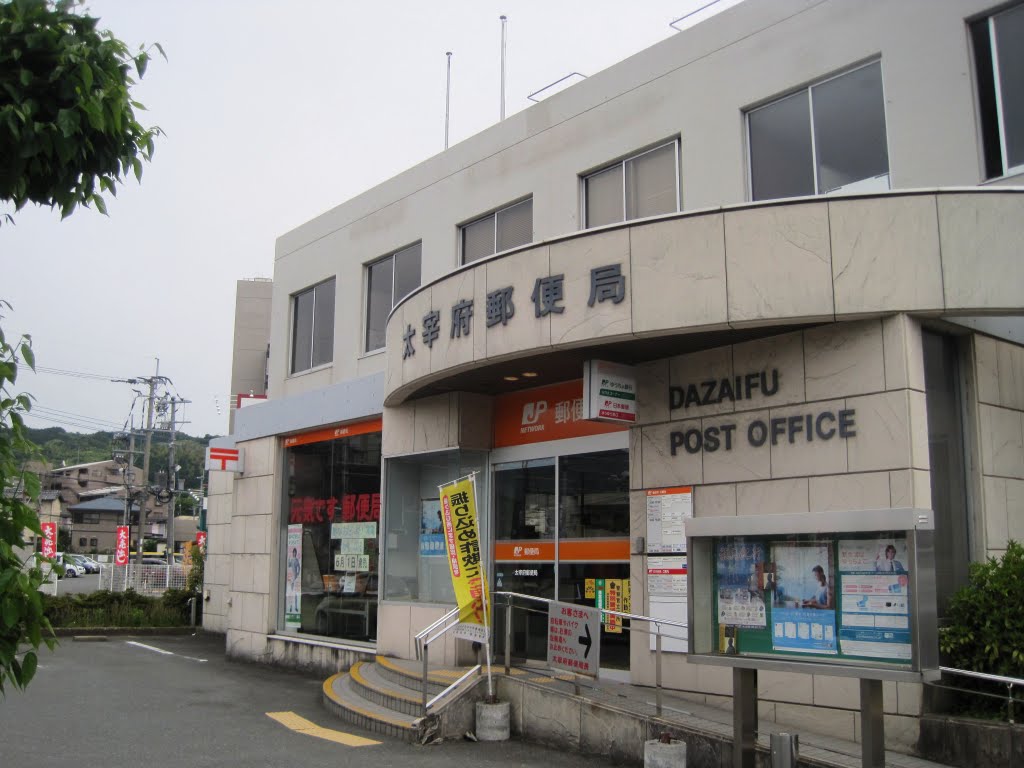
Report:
445,51,453,149
500,15,507,121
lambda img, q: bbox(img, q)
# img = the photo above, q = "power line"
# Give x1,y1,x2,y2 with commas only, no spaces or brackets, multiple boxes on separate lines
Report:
31,405,124,429
32,365,128,381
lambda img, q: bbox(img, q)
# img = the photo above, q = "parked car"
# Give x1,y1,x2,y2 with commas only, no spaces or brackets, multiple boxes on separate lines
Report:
55,554,80,578
79,556,102,573
65,554,97,574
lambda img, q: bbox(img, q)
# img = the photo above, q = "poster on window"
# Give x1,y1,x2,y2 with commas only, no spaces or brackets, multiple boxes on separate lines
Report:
716,540,767,628
837,536,912,660
285,524,302,629
770,542,837,654
419,499,445,558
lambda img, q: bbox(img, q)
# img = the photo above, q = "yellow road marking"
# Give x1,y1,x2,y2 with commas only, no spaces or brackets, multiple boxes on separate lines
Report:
266,711,380,747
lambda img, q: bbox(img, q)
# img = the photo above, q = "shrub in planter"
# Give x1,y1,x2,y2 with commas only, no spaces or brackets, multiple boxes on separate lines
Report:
938,541,1024,717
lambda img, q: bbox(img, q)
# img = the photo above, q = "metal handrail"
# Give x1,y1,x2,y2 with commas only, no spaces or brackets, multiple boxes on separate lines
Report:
527,72,588,103
414,605,469,716
937,666,1024,724
494,590,688,715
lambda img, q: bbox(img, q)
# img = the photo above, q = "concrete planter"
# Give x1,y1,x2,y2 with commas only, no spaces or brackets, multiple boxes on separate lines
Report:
475,700,511,742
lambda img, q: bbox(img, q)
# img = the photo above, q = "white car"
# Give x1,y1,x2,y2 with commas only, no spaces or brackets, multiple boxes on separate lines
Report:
54,553,80,578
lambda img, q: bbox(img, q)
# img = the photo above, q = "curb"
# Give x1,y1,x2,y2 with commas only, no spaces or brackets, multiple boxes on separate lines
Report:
51,626,200,638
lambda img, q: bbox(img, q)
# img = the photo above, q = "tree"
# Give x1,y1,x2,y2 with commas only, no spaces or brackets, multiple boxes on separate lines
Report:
0,0,163,222
0,307,54,694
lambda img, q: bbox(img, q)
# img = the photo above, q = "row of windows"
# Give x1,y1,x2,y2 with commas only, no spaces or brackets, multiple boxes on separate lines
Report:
291,4,1022,372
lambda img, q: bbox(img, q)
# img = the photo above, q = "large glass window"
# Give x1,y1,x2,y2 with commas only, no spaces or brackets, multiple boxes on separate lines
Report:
282,430,381,642
461,198,533,264
365,243,422,352
382,449,488,604
584,141,679,228
748,61,889,200
290,278,335,374
493,448,630,669
972,4,1024,179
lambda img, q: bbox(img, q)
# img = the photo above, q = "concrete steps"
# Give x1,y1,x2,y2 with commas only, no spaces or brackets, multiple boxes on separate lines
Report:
321,656,484,743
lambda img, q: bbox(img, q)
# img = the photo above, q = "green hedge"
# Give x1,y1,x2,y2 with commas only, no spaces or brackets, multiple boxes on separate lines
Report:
42,589,196,628
938,541,1024,718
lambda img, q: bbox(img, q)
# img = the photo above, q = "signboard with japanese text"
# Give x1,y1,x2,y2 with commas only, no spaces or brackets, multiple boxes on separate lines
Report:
196,530,208,549
282,418,383,448
547,601,601,677
114,525,129,565
492,380,627,448
439,475,490,642
583,360,637,424
41,522,57,559
646,486,693,554
285,525,302,629
399,262,628,367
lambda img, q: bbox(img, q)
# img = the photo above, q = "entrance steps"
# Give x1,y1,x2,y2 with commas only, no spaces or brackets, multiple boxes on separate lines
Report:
322,659,954,766
321,655,488,743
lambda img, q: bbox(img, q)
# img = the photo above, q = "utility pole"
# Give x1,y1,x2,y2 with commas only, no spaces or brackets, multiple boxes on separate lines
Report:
135,361,159,582
166,398,177,566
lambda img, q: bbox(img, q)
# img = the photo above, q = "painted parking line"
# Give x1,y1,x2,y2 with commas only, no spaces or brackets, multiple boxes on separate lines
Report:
124,640,208,663
266,711,380,747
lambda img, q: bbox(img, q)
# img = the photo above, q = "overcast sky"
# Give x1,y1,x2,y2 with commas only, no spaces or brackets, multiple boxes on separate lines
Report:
2,0,742,440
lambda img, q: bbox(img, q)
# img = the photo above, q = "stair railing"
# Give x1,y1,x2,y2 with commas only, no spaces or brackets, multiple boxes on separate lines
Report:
413,606,481,716
493,590,689,715
935,666,1024,724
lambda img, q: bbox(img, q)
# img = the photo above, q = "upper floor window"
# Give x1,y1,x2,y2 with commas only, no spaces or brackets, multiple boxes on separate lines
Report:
291,278,335,374
365,243,421,352
747,61,889,200
971,3,1024,179
583,140,679,228
461,198,533,265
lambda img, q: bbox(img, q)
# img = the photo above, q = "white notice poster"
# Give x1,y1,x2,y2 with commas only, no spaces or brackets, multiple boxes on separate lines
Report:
646,487,693,554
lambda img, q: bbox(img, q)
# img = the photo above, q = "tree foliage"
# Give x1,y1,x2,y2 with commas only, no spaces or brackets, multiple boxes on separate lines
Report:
0,304,55,694
939,541,1024,679
0,0,163,221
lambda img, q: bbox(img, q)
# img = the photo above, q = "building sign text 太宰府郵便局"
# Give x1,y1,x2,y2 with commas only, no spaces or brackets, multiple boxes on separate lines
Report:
667,368,856,455
400,263,626,361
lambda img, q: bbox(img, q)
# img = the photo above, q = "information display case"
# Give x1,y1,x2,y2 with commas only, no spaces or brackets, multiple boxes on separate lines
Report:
686,508,938,681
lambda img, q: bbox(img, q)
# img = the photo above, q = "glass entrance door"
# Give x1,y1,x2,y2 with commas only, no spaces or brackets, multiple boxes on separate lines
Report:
492,447,630,669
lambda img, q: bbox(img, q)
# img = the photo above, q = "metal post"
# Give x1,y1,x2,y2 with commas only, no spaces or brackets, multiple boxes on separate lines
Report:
499,15,507,121
860,678,885,768
166,398,177,566
189,597,197,627
770,733,799,768
422,641,430,715
136,362,158,589
504,598,512,675
656,631,663,716
1009,682,1015,725
733,667,758,768
444,52,452,149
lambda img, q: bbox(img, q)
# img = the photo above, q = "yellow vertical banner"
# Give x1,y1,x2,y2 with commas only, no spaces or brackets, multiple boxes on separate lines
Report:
439,475,490,642
605,578,623,633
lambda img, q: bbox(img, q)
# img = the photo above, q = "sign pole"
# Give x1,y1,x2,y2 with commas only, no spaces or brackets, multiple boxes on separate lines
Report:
471,473,495,700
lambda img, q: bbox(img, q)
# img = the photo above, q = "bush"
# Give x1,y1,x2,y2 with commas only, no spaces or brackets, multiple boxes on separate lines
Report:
940,541,1024,676
938,541,1024,718
42,589,191,628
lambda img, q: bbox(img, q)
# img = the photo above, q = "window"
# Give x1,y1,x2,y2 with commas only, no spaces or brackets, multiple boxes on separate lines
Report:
972,4,1024,178
584,141,679,228
89,538,98,548
365,243,421,352
461,198,533,264
78,537,87,547
283,430,382,642
290,279,335,374
747,61,889,200
73,512,100,525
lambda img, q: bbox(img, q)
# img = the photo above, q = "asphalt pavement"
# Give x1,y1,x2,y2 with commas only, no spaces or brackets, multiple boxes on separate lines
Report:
0,632,622,768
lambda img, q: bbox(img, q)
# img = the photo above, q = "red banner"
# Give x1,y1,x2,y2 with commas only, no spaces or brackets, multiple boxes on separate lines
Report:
41,522,57,559
196,531,208,549
115,525,130,566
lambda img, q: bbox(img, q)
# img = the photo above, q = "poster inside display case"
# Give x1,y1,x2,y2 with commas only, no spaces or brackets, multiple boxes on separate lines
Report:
712,532,914,665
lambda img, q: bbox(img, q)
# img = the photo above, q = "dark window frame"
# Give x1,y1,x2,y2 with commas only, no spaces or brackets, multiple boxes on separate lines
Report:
582,140,680,228
290,278,336,374
364,242,422,353
746,59,890,200
971,3,1024,179
459,197,534,265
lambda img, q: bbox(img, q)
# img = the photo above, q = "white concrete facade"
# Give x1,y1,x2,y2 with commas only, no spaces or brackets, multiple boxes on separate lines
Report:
213,0,1024,754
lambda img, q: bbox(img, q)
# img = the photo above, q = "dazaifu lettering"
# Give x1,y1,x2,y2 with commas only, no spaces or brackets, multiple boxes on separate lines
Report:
669,369,779,411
